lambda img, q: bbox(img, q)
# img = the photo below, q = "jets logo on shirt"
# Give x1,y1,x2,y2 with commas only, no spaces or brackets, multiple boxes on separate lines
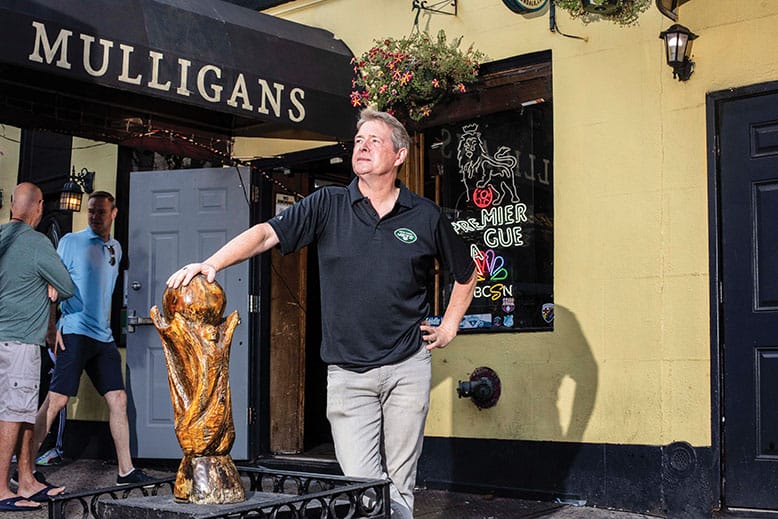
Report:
394,228,417,244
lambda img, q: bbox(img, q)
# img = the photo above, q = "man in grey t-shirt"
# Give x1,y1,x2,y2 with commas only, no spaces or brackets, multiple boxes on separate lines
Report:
0,183,74,511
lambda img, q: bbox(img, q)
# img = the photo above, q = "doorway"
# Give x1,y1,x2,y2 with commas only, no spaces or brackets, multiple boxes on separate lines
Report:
715,83,778,511
257,147,352,469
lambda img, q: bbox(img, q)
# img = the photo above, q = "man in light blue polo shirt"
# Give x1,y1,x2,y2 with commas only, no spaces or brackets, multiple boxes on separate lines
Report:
34,191,152,486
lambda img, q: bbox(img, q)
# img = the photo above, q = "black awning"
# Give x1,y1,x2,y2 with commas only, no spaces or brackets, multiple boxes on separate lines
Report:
0,0,357,140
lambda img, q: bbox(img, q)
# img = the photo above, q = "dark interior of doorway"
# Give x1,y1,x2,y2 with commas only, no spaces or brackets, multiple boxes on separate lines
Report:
306,159,353,458
256,146,353,473
301,241,332,458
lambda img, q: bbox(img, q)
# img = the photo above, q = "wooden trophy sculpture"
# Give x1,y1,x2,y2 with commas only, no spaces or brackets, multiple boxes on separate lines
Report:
150,274,246,504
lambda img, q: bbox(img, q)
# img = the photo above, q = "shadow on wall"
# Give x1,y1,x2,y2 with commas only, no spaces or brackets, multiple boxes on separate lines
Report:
421,304,599,501
533,304,600,501
545,304,598,444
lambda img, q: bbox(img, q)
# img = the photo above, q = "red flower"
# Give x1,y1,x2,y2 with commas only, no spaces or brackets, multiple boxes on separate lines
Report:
350,30,486,122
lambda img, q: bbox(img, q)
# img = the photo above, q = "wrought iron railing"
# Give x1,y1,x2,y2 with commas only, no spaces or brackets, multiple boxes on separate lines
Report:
46,476,175,519
47,465,390,518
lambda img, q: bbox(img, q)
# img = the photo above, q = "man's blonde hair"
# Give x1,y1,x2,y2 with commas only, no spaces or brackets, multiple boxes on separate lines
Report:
357,109,410,152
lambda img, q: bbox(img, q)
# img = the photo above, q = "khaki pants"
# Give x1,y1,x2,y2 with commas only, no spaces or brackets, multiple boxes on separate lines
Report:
0,341,41,423
326,346,431,518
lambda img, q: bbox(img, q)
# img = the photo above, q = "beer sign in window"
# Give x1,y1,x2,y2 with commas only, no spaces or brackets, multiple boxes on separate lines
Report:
425,105,553,332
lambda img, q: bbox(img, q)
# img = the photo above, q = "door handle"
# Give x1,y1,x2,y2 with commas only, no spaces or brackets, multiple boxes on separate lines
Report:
127,314,153,333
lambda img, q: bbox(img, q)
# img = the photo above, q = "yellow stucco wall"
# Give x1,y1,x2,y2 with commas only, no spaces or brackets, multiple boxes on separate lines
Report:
262,0,778,447
0,125,21,222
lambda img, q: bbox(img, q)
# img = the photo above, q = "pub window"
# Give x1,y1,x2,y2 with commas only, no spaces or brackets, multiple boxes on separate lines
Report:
422,54,553,333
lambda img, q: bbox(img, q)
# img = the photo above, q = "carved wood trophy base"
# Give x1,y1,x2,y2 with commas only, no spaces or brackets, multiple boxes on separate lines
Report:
174,454,245,504
151,274,246,505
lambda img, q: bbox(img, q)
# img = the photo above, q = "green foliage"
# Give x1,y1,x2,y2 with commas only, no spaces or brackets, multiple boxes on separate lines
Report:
554,0,652,26
351,30,487,123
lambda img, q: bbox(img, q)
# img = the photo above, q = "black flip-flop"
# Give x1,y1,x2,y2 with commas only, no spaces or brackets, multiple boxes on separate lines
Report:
23,484,65,502
0,495,42,511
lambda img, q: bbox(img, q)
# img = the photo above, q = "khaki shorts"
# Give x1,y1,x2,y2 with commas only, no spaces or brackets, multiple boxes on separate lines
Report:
0,341,41,424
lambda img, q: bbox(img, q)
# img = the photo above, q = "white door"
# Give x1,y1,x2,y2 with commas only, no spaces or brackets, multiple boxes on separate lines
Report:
126,167,251,460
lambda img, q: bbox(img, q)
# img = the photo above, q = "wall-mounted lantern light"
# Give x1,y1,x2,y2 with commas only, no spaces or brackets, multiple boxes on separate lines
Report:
659,23,698,81
59,167,95,212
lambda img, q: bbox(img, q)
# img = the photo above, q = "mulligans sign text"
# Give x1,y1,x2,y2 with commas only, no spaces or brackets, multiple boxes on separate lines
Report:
25,20,307,125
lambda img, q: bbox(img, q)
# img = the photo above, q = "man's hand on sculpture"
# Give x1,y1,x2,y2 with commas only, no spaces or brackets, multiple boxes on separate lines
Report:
166,262,217,288
47,284,59,302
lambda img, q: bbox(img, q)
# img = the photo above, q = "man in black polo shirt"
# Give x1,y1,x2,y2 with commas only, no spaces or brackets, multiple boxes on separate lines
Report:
168,109,476,518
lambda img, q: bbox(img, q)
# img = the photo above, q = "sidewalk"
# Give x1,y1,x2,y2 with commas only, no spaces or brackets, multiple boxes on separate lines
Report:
8,458,662,518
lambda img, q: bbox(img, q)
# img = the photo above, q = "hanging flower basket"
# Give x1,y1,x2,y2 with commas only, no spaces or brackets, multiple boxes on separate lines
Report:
554,0,651,26
350,30,487,124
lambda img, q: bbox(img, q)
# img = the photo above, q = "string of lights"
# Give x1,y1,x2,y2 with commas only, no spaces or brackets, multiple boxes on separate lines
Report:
135,128,307,200
1,123,310,201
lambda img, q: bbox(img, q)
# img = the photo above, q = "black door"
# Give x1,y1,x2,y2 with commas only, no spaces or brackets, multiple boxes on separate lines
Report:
721,90,778,509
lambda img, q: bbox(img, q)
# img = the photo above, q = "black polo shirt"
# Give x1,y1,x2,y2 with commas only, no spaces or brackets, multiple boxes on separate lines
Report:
268,178,474,370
